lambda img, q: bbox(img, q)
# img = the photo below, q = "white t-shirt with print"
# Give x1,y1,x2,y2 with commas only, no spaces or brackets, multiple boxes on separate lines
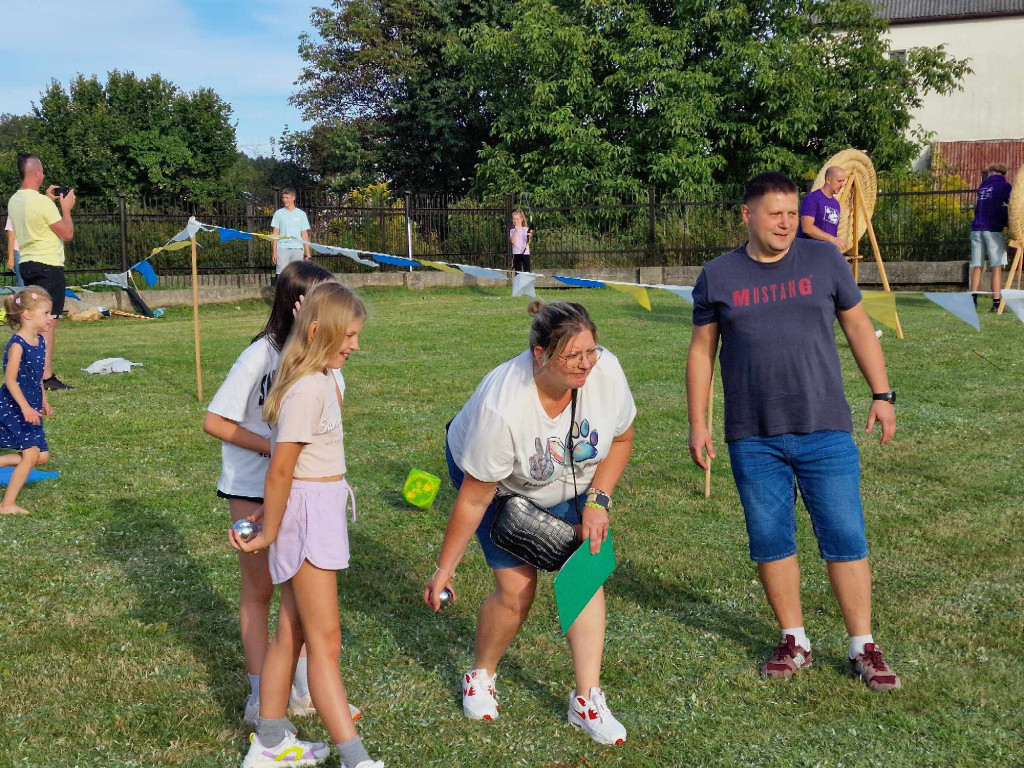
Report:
447,349,635,508
271,207,311,250
208,335,345,497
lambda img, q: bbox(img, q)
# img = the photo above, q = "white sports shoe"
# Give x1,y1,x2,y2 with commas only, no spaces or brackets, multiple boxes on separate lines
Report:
343,762,384,768
462,668,500,720
567,687,627,745
241,732,330,767
287,686,362,721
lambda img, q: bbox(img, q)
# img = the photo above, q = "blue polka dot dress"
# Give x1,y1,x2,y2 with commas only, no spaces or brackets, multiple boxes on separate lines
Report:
0,334,48,452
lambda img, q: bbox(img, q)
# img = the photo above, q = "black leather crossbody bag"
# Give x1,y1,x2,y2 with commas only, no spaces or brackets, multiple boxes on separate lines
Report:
489,390,582,571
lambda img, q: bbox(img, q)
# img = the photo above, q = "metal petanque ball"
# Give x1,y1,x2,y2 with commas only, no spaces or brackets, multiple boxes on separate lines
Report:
438,587,454,610
232,519,260,542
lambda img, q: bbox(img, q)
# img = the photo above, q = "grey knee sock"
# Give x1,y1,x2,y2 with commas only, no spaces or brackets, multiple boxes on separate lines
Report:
257,717,291,748
336,736,371,767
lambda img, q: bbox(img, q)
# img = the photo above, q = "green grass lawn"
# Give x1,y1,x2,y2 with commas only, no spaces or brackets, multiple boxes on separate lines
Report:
0,287,1020,767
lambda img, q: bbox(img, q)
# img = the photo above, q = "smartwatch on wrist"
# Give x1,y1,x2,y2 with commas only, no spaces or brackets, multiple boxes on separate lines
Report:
587,489,612,510
872,390,896,405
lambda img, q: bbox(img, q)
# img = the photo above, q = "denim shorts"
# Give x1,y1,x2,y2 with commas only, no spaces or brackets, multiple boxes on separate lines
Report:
445,437,585,570
969,230,1008,269
727,431,868,563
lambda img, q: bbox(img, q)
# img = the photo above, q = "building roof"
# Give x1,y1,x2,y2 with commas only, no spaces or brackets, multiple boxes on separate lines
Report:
878,1,1024,23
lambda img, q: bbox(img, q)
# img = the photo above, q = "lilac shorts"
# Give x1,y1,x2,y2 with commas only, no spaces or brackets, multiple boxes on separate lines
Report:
268,479,356,584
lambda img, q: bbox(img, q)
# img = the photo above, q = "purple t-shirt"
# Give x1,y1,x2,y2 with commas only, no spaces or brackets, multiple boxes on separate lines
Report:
797,189,841,239
972,174,1011,231
692,238,862,442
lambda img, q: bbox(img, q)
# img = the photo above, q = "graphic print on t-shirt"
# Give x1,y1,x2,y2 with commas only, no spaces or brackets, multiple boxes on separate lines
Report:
528,419,600,480
824,207,840,226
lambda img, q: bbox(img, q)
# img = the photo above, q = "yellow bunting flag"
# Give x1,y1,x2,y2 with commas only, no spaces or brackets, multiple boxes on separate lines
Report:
254,233,286,241
151,239,194,257
861,291,898,330
415,258,462,274
608,283,652,311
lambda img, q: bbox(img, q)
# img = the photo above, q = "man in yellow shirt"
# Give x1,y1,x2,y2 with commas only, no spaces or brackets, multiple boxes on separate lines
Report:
7,154,76,390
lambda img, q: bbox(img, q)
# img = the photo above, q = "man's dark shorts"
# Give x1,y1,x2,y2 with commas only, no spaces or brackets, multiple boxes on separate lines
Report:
19,261,67,317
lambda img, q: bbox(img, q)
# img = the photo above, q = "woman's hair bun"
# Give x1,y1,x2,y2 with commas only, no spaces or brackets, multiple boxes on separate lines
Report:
527,299,546,317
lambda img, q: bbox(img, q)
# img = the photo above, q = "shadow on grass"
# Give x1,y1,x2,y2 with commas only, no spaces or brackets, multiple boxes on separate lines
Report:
344,525,567,716
97,497,242,726
611,558,774,662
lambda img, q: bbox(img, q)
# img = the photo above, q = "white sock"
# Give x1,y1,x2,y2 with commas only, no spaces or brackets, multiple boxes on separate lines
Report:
849,634,874,659
781,627,810,652
248,673,260,700
293,658,309,698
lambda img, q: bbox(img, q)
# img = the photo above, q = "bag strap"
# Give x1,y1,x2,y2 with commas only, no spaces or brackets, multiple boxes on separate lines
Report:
569,388,579,517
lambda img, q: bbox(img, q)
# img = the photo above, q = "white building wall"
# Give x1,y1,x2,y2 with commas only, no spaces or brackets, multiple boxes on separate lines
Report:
885,16,1024,141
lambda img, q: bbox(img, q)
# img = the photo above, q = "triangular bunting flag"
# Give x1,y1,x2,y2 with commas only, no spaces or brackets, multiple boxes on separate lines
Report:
458,265,507,280
607,283,651,310
923,292,979,330
1002,289,1024,323
219,228,253,242
104,272,130,289
151,239,193,257
131,260,159,287
415,258,462,274
373,253,420,267
512,273,537,298
553,275,606,288
657,285,694,303
861,291,899,331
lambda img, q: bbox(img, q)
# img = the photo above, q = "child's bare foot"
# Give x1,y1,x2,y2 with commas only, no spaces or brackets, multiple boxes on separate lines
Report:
0,504,30,514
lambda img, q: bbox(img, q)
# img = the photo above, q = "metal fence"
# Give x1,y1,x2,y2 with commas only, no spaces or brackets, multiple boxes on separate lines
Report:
0,177,982,285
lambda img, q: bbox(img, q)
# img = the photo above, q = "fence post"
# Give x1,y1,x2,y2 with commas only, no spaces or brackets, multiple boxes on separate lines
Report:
404,191,413,268
119,194,129,272
245,199,255,276
504,193,514,269
647,187,658,266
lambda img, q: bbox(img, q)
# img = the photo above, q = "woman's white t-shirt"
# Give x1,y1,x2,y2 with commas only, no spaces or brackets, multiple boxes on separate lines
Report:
447,349,635,508
207,336,345,498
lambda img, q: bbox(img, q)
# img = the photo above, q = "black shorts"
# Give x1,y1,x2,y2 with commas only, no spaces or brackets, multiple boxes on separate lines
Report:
512,253,531,273
19,262,67,317
217,490,264,504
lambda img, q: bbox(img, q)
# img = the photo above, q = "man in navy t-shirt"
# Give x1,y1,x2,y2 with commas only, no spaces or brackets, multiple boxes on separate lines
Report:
798,165,848,252
969,163,1012,312
685,172,902,692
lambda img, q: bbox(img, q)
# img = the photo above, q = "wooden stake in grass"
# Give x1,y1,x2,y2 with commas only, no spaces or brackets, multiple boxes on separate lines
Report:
190,235,203,401
704,370,714,499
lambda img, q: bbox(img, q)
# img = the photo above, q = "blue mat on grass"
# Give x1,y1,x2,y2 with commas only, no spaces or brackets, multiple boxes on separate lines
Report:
0,467,59,486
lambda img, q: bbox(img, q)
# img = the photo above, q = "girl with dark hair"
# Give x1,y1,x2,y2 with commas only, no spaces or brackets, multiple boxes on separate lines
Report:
424,299,636,745
203,261,360,726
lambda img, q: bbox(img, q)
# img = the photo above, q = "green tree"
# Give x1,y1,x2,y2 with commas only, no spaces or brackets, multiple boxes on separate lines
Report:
29,71,237,201
457,0,970,199
292,0,503,194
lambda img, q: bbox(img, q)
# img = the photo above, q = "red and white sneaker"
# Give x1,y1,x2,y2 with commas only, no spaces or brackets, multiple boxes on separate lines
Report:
462,668,500,720
567,687,627,745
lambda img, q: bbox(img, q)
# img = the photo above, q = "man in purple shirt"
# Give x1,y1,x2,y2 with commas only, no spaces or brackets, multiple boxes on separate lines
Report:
798,166,848,252
970,163,1012,312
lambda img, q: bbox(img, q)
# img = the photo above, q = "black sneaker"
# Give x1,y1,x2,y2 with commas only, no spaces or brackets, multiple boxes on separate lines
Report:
43,375,74,391
990,297,1002,313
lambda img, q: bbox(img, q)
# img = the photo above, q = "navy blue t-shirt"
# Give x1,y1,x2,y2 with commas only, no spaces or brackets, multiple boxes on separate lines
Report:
692,238,863,442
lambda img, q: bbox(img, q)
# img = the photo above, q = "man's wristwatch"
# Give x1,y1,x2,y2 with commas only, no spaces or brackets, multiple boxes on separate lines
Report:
872,390,896,405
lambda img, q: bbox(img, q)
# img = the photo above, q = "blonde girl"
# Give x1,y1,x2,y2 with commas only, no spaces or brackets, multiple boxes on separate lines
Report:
0,288,54,514
509,209,533,273
231,282,383,768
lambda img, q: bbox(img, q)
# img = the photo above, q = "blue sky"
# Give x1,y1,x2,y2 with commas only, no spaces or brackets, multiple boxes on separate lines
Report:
0,0,322,157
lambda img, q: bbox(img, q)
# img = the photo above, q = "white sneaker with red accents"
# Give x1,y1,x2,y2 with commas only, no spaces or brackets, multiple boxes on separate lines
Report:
462,668,500,720
567,687,627,745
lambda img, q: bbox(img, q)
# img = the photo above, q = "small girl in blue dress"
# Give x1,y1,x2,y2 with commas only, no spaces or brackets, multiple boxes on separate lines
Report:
0,287,53,514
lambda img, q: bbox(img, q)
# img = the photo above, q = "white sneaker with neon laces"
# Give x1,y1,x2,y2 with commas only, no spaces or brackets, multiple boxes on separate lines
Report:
462,668,500,720
342,762,385,768
567,687,627,745
287,686,362,721
241,732,330,767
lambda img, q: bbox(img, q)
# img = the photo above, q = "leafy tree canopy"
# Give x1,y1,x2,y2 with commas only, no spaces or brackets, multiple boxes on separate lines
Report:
293,0,968,200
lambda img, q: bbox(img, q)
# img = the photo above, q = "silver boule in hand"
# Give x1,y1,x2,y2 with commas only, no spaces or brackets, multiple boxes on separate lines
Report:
437,587,454,609
232,519,260,542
